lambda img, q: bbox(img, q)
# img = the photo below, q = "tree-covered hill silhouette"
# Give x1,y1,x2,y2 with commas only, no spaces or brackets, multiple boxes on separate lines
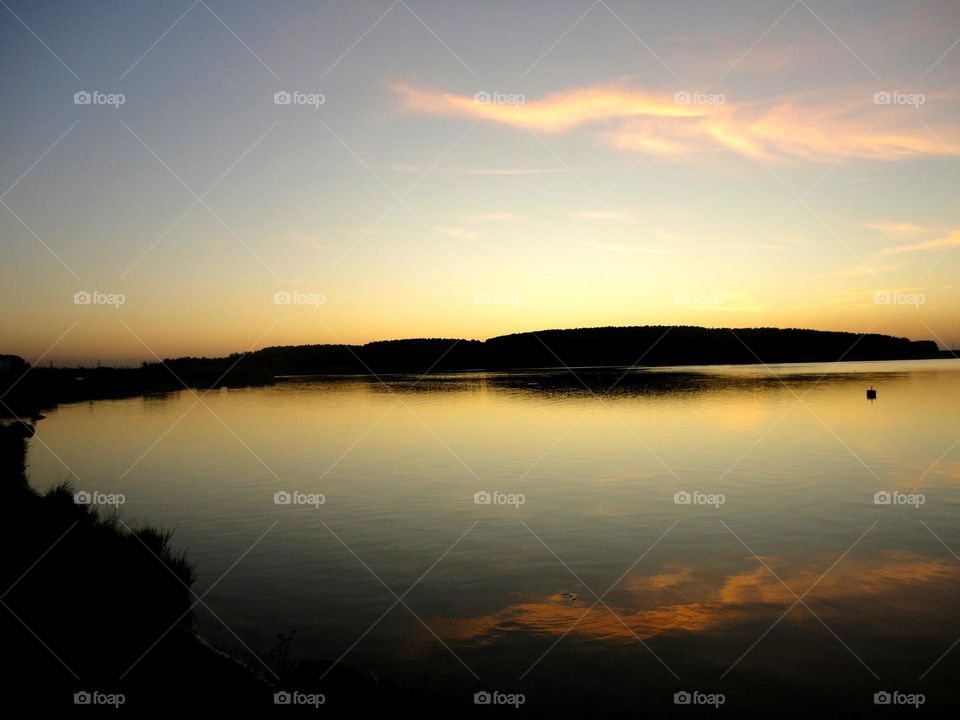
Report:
0,326,942,417
231,325,940,375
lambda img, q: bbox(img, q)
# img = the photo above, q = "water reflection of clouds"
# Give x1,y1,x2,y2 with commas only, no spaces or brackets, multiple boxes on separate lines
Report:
429,552,960,646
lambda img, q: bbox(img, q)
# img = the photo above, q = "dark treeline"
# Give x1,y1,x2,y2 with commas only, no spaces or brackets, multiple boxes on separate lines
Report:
0,353,273,419
0,326,942,417
227,325,940,374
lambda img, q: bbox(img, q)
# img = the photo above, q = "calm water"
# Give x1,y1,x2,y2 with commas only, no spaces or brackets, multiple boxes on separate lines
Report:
28,360,960,713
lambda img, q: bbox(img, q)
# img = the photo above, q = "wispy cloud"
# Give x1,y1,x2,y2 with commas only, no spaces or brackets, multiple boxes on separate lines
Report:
610,101,944,162
394,81,705,133
865,221,940,236
434,226,478,240
881,228,960,254
801,262,894,282
397,81,952,163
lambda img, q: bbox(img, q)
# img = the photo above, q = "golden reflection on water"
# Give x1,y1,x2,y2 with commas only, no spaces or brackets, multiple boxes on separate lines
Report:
430,551,960,645
23,360,960,694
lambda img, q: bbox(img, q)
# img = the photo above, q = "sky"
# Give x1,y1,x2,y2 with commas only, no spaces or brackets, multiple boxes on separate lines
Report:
1,0,959,365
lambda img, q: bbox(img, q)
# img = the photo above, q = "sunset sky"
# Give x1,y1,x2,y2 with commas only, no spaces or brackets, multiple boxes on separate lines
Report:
2,0,959,364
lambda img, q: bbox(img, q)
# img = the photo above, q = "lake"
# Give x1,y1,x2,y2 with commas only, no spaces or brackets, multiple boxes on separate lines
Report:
27,359,960,714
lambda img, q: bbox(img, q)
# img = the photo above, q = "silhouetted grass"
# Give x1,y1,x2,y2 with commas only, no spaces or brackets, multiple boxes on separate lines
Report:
0,423,270,709
0,423,462,711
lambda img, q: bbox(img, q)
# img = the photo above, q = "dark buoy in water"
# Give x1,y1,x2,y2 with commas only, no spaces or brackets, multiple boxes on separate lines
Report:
866,387,877,400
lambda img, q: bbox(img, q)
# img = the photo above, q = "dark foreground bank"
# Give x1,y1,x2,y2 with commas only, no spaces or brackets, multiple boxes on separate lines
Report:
0,420,412,712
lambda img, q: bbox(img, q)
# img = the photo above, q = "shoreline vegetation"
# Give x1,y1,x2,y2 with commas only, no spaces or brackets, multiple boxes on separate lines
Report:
0,325,944,419
0,420,426,710
0,420,263,708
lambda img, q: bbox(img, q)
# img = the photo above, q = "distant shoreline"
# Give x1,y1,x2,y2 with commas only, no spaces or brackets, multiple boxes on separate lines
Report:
273,355,958,378
1,325,946,418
